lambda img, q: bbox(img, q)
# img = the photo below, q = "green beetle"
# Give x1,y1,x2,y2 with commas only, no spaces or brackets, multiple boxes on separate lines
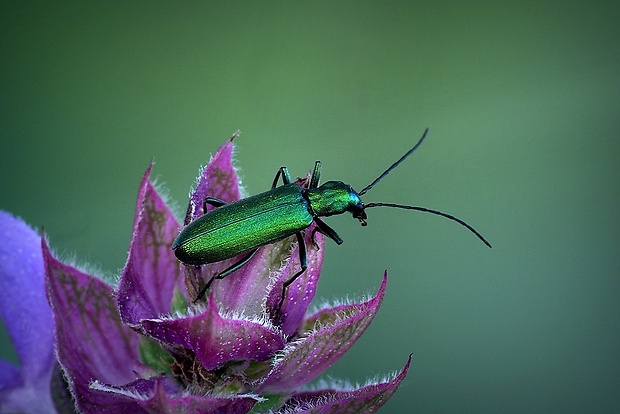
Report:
172,129,491,311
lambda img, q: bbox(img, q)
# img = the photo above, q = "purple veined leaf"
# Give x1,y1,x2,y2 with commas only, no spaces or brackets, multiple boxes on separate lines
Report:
189,131,243,222
260,273,388,394
140,295,285,371
89,376,259,413
117,164,186,327
280,354,412,414
43,235,153,413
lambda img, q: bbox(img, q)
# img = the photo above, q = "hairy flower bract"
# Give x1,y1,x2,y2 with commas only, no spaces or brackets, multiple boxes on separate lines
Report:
1,133,410,413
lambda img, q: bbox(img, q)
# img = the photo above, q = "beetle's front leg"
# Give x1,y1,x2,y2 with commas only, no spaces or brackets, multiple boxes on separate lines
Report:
309,161,321,189
313,216,344,245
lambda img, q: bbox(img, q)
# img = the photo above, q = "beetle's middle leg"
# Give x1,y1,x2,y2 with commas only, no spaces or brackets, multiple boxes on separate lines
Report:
274,232,308,319
272,167,292,188
194,249,258,303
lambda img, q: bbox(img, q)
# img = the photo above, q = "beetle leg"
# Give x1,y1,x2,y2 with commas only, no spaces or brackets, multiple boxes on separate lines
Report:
272,166,292,188
202,196,227,213
310,228,321,249
193,269,211,303
275,232,308,317
309,161,321,189
313,217,344,245
193,249,258,302
216,249,258,280
183,202,193,225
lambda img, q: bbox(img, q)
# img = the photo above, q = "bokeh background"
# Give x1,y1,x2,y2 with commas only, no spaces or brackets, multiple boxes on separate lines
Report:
2,1,619,412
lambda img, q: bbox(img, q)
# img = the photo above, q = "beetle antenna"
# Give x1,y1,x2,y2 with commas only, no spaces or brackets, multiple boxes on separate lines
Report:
364,202,492,248
358,128,429,196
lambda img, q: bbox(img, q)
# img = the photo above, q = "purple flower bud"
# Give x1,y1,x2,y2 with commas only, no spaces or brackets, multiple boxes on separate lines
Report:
2,132,410,413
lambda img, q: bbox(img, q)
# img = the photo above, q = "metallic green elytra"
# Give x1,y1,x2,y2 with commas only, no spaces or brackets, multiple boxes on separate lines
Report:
172,129,491,310
173,184,316,265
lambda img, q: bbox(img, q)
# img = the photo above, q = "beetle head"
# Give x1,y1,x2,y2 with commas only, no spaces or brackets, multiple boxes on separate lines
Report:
351,207,367,226
307,180,366,223
348,192,367,226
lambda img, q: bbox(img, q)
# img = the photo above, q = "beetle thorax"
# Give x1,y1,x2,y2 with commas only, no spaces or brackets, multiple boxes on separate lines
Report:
306,181,364,218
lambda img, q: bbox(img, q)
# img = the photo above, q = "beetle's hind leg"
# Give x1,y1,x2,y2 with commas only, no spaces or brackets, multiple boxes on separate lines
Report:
202,196,227,214
193,249,258,303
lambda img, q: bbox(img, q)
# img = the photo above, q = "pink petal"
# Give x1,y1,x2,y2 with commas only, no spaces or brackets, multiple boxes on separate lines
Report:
117,164,185,326
283,354,412,413
43,236,149,411
141,296,285,371
259,273,388,394
90,377,258,414
189,131,242,221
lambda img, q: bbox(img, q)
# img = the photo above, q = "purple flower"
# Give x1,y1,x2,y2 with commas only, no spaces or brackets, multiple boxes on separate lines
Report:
0,212,56,414
7,132,411,413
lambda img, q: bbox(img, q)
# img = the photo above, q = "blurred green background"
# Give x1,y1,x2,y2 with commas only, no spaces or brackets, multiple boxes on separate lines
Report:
1,1,619,412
